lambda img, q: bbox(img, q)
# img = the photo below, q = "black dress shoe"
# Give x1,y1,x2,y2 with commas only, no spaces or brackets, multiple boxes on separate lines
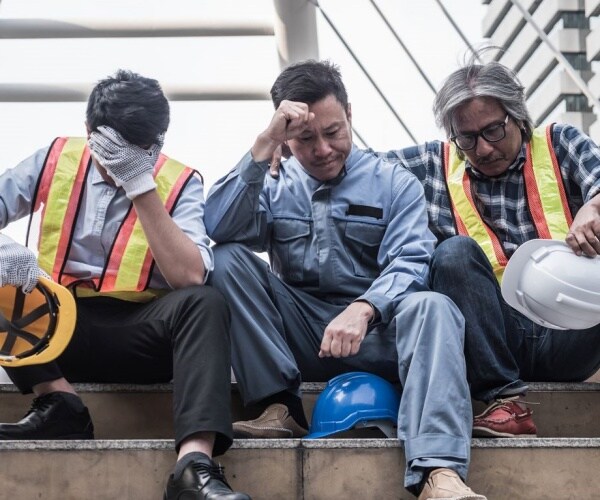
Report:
0,391,94,439
164,453,251,500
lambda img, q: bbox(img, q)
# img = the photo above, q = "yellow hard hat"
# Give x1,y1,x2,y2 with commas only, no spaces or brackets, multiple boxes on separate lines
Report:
0,276,76,367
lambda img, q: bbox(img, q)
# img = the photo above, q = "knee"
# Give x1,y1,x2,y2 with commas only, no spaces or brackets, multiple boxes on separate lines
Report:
432,236,481,270
398,292,465,337
198,286,229,315
175,285,230,318
401,291,461,316
430,237,490,286
209,243,255,287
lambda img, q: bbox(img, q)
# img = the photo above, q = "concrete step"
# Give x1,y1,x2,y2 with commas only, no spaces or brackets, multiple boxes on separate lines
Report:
2,382,600,439
2,382,600,498
1,438,600,499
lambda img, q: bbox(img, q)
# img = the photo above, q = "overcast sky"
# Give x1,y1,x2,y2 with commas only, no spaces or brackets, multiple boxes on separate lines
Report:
0,0,487,242
0,0,487,381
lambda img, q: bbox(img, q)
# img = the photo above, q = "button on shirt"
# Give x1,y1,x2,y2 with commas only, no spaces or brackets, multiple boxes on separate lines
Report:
204,144,435,324
0,144,213,289
381,124,600,257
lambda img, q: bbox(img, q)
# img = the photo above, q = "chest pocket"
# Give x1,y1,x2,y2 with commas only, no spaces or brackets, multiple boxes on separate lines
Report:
343,221,385,278
271,218,311,283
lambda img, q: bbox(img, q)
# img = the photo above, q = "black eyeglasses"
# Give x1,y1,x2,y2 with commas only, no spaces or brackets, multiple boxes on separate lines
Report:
451,114,510,151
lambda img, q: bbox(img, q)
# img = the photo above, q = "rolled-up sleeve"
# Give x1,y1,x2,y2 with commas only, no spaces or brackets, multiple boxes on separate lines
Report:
556,124,600,202
0,147,48,229
171,172,214,281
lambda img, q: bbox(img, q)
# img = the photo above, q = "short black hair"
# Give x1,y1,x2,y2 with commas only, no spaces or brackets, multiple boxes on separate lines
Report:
86,69,169,146
270,59,348,110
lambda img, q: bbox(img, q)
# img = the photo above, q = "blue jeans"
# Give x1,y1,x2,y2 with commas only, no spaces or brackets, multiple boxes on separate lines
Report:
430,236,600,403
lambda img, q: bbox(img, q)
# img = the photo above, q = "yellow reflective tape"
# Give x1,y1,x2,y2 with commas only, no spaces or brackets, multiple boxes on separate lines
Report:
73,287,167,302
38,138,87,274
529,128,570,240
447,144,503,277
112,158,189,290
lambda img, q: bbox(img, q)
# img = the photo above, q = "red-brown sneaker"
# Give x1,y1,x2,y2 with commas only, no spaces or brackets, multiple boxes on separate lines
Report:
473,397,537,438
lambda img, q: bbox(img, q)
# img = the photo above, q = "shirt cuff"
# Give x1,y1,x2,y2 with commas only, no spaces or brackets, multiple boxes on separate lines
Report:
354,299,381,325
239,150,270,184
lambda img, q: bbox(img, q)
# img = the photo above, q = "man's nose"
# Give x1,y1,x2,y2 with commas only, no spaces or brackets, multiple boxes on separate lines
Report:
475,135,495,156
314,136,332,157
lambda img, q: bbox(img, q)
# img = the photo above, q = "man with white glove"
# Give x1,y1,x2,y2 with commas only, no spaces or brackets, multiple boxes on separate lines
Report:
88,125,163,200
0,234,44,294
0,70,249,500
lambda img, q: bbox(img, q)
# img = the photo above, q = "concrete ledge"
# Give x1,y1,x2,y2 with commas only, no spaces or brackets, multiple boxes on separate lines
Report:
1,380,600,393
3,438,599,499
3,436,600,451
2,381,600,439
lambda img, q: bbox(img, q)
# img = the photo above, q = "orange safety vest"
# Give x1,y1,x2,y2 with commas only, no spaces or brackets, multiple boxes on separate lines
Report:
31,136,196,301
443,124,573,283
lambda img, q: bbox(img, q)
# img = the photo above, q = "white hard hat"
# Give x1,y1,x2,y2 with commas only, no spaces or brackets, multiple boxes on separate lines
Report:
501,239,600,331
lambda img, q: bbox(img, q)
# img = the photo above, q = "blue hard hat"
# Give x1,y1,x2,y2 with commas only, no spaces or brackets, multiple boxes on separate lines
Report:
305,371,400,439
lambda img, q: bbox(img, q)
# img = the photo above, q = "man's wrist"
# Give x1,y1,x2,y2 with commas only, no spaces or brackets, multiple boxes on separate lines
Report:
355,299,379,325
251,132,281,163
121,174,157,200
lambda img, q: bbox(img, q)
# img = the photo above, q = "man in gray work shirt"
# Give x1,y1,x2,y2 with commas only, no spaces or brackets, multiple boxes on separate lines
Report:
204,60,485,500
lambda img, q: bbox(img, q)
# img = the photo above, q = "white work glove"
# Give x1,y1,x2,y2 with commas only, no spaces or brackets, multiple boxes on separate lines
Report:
0,234,46,293
88,125,164,200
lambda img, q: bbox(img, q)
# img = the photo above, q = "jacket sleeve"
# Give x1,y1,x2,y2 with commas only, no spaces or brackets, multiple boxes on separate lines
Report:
355,168,435,324
204,151,272,252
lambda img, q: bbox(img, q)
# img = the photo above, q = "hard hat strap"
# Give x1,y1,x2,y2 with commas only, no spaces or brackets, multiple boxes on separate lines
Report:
355,419,397,438
0,284,58,359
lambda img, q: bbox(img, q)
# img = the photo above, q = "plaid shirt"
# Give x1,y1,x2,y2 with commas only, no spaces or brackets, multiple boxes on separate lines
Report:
380,124,600,257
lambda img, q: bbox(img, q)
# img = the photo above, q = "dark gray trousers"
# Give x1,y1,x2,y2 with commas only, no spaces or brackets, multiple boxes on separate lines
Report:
4,285,233,455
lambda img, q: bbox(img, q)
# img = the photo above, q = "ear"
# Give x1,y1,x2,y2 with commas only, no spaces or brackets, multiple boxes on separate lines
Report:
346,103,352,123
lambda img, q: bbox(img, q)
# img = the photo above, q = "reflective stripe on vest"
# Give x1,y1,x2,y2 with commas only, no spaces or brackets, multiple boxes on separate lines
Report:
444,124,572,283
35,137,90,279
34,137,196,298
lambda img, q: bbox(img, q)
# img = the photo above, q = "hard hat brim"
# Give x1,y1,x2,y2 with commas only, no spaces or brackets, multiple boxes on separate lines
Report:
0,276,76,367
306,372,400,440
501,239,569,330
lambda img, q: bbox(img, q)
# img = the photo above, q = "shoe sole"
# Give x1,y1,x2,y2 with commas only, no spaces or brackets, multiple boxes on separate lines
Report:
233,422,299,439
421,496,487,500
472,427,537,438
233,429,294,439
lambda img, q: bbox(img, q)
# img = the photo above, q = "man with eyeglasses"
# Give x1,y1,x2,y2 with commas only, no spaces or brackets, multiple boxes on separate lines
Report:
383,56,600,440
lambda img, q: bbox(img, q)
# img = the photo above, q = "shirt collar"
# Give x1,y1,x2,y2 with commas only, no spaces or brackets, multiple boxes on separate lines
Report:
295,144,356,188
320,144,358,186
91,165,106,185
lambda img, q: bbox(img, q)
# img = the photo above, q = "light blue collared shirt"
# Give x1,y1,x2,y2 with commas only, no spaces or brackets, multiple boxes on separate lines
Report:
205,144,435,324
0,143,213,289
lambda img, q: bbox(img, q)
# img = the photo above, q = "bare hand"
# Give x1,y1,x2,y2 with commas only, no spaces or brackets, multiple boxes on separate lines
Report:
565,197,600,256
251,100,314,163
319,301,374,358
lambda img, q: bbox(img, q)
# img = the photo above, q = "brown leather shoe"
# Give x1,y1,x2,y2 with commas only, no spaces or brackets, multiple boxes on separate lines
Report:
233,403,308,438
473,396,537,438
418,468,486,500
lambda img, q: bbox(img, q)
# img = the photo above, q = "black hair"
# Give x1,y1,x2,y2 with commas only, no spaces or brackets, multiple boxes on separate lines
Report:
270,59,348,109
86,69,169,146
